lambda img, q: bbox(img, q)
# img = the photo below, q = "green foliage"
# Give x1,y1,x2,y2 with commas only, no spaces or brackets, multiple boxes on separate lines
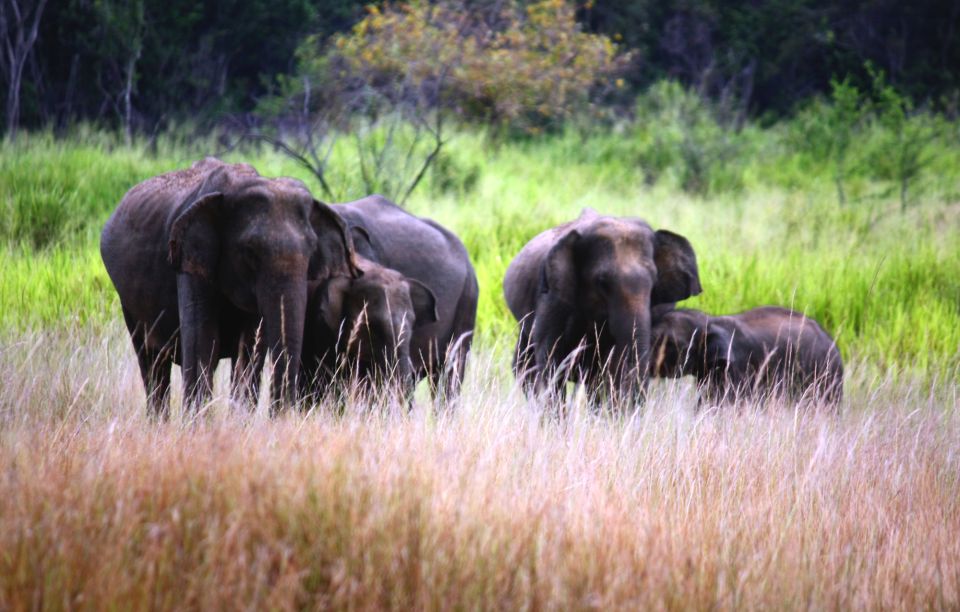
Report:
783,70,947,210
1,106,959,379
631,81,748,195
787,77,866,205
427,149,482,197
865,65,939,211
0,247,116,330
14,0,960,135
0,133,171,247
579,0,960,117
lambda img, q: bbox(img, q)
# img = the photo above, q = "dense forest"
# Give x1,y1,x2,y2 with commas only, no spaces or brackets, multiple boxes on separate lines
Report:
2,0,959,138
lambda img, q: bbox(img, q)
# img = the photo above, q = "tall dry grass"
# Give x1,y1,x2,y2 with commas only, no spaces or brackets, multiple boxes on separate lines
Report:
1,325,958,609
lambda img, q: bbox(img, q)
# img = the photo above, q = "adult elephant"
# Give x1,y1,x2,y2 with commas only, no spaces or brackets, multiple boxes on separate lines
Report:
100,158,358,417
310,195,479,401
503,208,701,404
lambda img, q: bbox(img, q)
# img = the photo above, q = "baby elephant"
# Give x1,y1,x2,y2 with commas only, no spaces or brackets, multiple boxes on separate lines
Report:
301,256,438,398
650,306,843,406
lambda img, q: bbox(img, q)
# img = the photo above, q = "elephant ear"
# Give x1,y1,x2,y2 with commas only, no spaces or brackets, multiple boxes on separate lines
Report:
168,192,224,281
652,229,702,305
349,225,378,260
311,200,362,280
538,230,580,300
350,225,372,245
407,278,438,328
316,276,351,333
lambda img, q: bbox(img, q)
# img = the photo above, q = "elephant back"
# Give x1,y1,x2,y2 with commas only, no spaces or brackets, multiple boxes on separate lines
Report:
331,195,477,355
502,211,599,320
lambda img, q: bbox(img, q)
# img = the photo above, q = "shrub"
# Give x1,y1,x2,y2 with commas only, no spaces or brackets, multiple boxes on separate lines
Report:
864,66,938,212
323,0,630,133
787,78,866,205
632,81,746,195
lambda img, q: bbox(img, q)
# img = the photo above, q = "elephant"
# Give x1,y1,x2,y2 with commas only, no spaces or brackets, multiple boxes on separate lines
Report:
321,195,479,401
299,254,438,398
503,208,701,404
100,157,358,417
650,306,844,406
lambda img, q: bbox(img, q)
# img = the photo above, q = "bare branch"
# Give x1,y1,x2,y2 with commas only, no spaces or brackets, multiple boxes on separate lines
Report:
247,131,337,201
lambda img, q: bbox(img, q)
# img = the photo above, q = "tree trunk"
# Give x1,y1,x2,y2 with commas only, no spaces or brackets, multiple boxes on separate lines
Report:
5,66,21,138
122,47,141,147
1,0,49,139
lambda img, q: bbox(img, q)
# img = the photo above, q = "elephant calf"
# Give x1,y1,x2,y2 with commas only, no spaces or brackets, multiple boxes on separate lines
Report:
650,306,843,406
327,195,479,401
299,255,438,398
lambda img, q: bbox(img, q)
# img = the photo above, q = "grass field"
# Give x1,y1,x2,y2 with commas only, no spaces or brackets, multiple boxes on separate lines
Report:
1,113,959,607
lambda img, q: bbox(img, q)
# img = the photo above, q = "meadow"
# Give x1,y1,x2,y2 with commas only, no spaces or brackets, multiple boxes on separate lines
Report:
1,102,959,607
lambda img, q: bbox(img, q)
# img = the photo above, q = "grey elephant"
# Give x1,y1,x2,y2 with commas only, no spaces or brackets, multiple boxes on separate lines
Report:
318,195,480,401
299,253,438,398
100,158,358,417
503,208,701,403
650,306,844,406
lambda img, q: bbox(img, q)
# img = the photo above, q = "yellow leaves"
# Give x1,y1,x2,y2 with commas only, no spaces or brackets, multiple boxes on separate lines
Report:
327,0,627,132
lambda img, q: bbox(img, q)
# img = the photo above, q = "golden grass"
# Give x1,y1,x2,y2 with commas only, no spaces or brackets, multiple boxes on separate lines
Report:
1,326,958,610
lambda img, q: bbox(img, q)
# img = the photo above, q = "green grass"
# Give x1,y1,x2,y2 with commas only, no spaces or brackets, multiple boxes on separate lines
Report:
1,107,959,609
1,118,958,380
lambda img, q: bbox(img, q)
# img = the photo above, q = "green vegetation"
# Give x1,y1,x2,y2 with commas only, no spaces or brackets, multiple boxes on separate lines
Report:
4,3,959,607
11,0,960,135
2,84,958,380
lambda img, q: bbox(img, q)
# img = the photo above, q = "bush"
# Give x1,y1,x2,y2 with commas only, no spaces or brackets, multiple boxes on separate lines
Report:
865,66,938,211
630,81,746,195
428,150,481,196
320,0,630,133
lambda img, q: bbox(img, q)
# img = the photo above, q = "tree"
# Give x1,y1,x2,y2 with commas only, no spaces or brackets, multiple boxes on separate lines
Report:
247,0,628,204
93,0,145,145
0,0,49,138
330,0,629,132
868,65,937,212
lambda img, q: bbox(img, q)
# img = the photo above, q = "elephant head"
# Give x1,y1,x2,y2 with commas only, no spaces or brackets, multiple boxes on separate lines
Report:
650,308,726,379
533,211,701,399
651,308,752,407
168,168,358,404
312,258,438,395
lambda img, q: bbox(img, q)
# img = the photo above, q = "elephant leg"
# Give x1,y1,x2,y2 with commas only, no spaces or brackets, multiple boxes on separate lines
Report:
300,355,334,406
136,347,172,419
426,345,446,404
123,307,173,419
177,274,221,410
232,325,266,408
513,319,538,396
429,364,452,405
437,331,473,403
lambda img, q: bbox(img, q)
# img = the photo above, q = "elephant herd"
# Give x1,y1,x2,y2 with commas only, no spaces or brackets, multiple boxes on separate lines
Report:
100,158,843,418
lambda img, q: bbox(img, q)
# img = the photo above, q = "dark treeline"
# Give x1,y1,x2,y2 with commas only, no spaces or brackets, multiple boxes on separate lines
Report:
581,0,960,118
3,0,959,136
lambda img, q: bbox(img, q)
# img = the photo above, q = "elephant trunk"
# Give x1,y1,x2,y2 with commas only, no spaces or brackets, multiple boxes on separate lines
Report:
607,300,651,402
397,354,416,399
259,280,307,408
